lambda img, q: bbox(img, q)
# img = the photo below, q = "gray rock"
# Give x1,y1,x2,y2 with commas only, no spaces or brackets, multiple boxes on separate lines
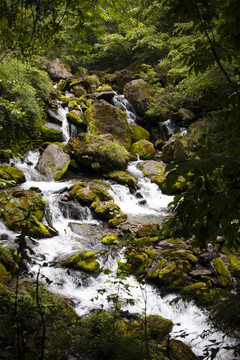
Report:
47,58,72,81
36,143,70,180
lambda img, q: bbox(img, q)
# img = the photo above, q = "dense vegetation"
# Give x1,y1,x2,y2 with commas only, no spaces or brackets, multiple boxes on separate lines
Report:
0,0,240,359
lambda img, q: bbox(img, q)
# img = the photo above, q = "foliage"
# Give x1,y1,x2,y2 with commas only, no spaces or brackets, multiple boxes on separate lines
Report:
0,59,53,151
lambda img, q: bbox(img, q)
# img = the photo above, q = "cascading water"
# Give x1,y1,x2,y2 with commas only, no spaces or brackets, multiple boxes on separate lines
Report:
0,94,238,360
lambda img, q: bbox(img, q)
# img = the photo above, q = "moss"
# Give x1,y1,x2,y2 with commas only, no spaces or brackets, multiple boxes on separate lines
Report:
0,164,26,184
54,156,71,181
91,200,124,221
89,184,113,201
0,245,18,274
85,100,132,150
40,125,63,143
136,224,158,238
131,125,150,142
101,233,118,245
131,140,155,159
168,339,198,360
65,250,100,272
75,188,96,204
66,110,87,129
146,314,173,341
64,134,130,172
182,282,207,296
108,213,128,227
213,258,232,287
69,182,87,198
147,259,167,279
0,262,11,284
104,170,137,187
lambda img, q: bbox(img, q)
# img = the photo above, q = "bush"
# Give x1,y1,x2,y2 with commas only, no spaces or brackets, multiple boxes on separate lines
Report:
0,59,53,152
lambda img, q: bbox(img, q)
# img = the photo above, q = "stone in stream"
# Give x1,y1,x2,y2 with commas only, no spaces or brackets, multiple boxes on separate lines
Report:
36,143,70,180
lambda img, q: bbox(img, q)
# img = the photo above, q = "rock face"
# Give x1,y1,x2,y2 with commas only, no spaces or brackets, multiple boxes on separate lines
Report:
85,100,132,150
123,79,152,116
64,133,130,172
36,143,70,180
46,58,72,81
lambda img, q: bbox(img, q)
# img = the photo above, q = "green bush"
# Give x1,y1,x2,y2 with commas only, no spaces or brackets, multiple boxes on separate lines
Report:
0,59,53,151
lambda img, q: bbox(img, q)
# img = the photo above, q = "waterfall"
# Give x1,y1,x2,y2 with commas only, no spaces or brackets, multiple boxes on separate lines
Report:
113,94,137,125
159,118,187,141
0,93,238,360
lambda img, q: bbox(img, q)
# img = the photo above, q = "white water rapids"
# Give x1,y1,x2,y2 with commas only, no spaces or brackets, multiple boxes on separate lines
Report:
0,96,238,359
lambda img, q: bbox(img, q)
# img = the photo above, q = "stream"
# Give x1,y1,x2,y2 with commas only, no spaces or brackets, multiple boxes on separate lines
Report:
0,95,238,359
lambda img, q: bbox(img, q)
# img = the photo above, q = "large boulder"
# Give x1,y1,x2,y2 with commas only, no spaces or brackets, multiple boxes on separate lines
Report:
36,143,70,180
46,58,72,81
85,100,132,150
123,79,152,116
0,189,56,238
64,133,130,172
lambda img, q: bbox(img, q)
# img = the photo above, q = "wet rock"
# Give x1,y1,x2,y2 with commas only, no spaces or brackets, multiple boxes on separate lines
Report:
104,170,137,188
146,314,173,341
0,189,54,238
87,91,116,103
131,124,150,142
168,339,198,360
101,233,118,245
85,99,132,150
0,164,26,188
64,133,130,172
213,258,232,287
36,143,70,181
64,250,100,273
131,140,155,159
123,79,152,116
136,223,159,238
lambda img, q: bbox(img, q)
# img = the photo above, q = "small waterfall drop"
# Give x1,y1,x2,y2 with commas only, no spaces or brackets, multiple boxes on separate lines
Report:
113,94,137,125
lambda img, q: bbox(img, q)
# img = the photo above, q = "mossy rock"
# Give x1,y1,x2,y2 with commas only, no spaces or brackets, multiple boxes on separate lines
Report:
213,258,232,287
182,282,207,296
164,249,197,264
75,188,97,204
72,85,87,97
146,314,173,341
131,140,155,160
0,245,18,274
136,223,159,238
91,200,125,222
40,125,63,143
131,124,150,142
67,110,87,131
64,133,130,172
104,170,137,187
147,259,190,289
85,99,132,150
0,262,11,284
0,164,26,184
69,182,87,199
89,184,113,201
65,250,100,272
0,189,54,238
126,248,155,274
123,79,153,116
101,233,118,245
108,213,128,228
168,339,198,360
225,253,240,278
